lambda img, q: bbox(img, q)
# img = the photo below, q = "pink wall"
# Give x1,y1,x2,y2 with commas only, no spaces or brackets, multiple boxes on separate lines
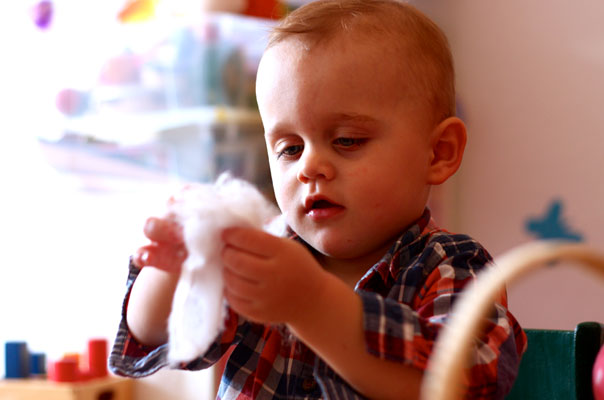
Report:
418,1,604,329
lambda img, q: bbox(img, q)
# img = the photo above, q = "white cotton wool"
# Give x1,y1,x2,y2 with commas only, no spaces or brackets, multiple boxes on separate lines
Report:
166,173,284,364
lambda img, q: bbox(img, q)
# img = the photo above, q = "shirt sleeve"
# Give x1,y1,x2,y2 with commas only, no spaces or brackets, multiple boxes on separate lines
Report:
358,236,527,399
109,259,245,377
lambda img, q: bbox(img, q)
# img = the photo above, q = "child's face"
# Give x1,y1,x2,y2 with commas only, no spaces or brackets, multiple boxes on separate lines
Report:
256,37,435,263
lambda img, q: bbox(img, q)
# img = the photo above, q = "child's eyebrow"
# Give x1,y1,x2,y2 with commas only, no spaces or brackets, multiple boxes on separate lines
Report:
263,124,292,139
263,113,381,139
332,113,379,125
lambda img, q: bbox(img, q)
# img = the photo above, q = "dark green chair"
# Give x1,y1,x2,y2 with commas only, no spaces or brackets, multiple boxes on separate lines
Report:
507,322,604,400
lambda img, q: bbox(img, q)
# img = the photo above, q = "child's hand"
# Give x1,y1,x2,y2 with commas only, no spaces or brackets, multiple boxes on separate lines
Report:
221,227,328,325
132,216,187,273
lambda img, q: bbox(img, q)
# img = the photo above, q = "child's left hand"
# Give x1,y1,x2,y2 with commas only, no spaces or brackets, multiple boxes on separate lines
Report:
221,227,328,325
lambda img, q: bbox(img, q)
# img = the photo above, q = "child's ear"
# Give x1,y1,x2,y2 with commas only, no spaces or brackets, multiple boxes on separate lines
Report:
427,116,467,185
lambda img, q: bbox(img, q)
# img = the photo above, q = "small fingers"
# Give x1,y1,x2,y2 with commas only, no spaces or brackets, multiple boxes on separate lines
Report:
223,267,259,296
224,289,257,322
223,275,260,322
221,245,265,281
133,243,187,273
143,217,184,244
221,227,281,258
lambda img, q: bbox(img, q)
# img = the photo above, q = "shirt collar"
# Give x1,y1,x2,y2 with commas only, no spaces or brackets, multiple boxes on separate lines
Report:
355,208,434,291
287,208,436,290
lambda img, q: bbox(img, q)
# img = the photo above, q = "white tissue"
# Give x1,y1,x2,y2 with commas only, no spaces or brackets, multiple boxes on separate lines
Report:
166,173,284,364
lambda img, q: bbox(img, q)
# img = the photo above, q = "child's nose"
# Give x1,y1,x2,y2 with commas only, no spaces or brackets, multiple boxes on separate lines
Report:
296,148,335,183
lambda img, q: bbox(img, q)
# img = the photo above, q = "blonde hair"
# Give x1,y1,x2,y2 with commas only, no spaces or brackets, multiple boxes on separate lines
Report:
268,0,455,123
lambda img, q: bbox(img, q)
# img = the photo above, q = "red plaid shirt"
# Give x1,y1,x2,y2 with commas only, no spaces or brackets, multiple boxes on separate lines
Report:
110,209,526,399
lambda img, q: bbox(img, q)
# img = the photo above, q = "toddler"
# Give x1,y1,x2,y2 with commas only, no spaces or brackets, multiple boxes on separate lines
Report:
110,1,527,399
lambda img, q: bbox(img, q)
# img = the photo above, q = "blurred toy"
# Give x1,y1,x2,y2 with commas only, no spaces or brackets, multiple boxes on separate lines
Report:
98,53,141,85
47,338,108,382
49,358,79,383
29,353,46,377
87,338,109,379
242,0,285,19
30,1,53,29
5,342,29,379
117,0,284,22
199,0,284,19
118,0,157,23
4,338,108,383
1,350,131,400
55,88,89,117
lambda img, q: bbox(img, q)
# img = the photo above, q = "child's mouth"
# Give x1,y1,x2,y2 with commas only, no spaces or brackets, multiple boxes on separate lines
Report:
311,200,335,209
304,197,344,220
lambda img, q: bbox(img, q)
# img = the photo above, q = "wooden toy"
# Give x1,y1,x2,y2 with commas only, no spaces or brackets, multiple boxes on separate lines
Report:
0,376,132,400
29,353,46,377
4,342,29,379
2,338,133,400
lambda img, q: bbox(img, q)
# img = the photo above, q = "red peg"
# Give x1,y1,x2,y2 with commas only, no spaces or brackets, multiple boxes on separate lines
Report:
49,358,79,382
87,338,108,378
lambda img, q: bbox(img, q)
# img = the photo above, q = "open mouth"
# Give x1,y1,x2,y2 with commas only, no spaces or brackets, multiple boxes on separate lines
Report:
310,199,336,209
304,197,344,218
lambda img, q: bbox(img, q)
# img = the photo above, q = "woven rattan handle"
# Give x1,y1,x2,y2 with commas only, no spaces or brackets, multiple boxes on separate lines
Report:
420,241,604,400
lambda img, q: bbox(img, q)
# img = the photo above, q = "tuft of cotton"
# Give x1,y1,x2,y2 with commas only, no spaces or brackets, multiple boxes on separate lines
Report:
166,173,284,364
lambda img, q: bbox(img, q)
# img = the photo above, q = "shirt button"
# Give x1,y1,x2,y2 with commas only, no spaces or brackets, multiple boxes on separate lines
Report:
302,378,317,392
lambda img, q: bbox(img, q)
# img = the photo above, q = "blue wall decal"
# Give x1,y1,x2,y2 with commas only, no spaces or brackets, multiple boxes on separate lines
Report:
525,199,583,242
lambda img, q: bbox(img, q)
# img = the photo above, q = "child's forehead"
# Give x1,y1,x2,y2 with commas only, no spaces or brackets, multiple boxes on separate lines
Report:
273,37,414,100
260,34,414,93
259,34,444,128
271,31,404,66
258,38,425,122
262,2,454,123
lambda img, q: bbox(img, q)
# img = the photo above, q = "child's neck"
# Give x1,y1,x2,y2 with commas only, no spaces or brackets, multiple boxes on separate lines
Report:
316,247,389,289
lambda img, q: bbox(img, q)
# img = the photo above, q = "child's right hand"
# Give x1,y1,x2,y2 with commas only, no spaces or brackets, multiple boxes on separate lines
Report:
132,216,188,273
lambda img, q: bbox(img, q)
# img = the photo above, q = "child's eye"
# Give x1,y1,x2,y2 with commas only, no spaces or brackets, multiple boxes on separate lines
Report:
333,137,366,149
276,144,303,159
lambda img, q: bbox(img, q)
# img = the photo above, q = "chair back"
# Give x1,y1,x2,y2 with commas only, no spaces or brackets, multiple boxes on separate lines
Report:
507,322,603,400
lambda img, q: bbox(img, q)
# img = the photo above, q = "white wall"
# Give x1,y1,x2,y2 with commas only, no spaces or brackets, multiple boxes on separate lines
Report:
416,1,604,329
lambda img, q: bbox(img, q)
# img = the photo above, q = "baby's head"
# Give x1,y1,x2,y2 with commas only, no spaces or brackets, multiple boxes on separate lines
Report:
256,0,466,265
266,0,455,126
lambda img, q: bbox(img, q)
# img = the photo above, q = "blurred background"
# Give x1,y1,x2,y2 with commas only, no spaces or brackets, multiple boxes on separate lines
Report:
0,0,296,398
0,0,603,399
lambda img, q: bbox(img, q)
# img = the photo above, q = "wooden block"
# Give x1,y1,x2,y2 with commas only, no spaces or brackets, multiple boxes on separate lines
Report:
0,376,133,400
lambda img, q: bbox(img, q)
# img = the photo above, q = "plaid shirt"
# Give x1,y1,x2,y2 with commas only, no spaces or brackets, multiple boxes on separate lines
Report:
110,209,526,399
